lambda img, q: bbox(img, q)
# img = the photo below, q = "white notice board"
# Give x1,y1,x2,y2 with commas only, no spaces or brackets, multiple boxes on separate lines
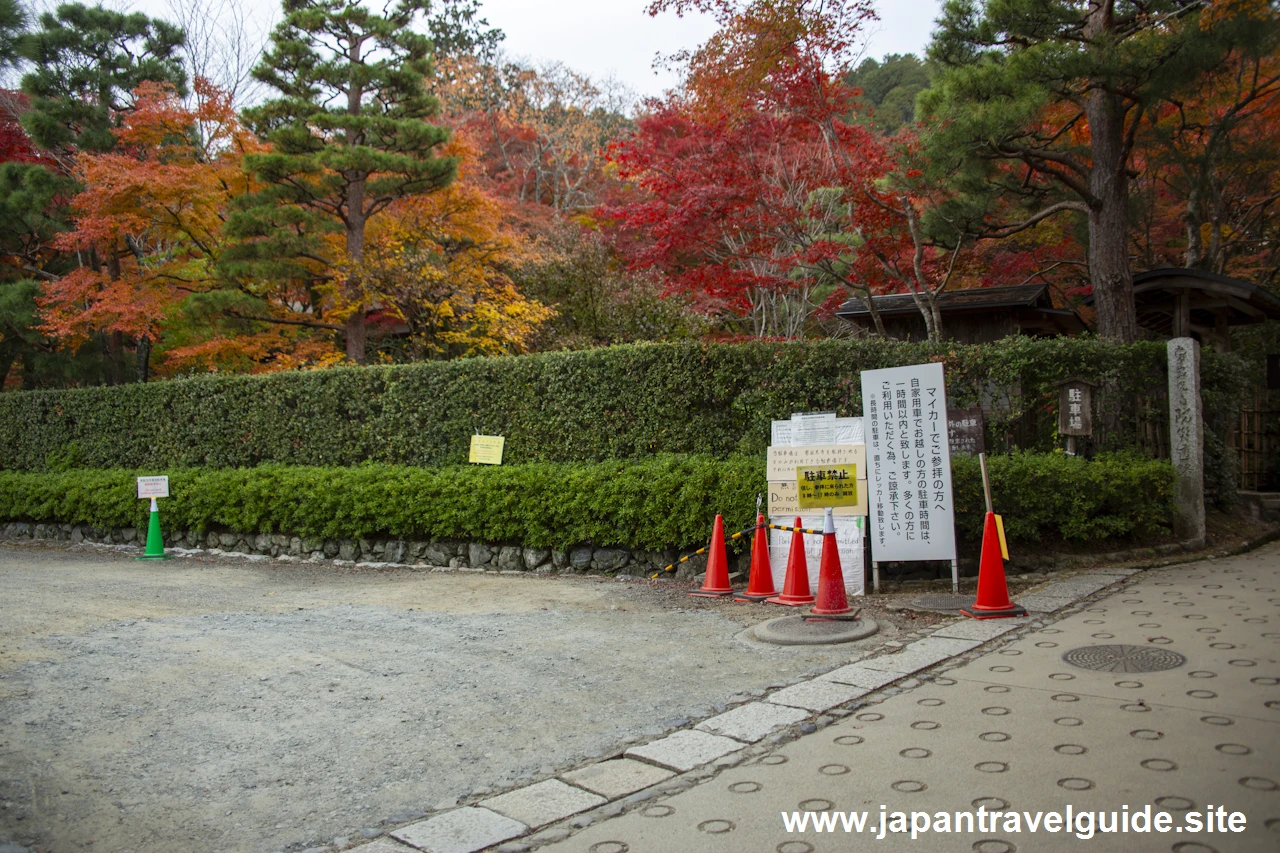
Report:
136,476,169,499
835,417,864,445
861,362,956,563
768,515,864,597
790,411,836,446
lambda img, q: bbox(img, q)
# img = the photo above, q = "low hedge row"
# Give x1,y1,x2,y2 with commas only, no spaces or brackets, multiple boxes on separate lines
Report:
0,453,1174,550
0,337,1239,472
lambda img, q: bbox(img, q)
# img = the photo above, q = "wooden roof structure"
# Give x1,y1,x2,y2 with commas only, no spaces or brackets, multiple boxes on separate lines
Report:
1081,268,1280,348
835,283,1087,342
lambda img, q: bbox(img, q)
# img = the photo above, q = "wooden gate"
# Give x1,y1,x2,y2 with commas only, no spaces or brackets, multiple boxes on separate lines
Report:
1233,385,1278,491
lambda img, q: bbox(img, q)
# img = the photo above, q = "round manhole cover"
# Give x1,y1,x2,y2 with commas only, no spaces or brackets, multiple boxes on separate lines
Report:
910,594,977,612
751,615,880,646
1062,644,1187,673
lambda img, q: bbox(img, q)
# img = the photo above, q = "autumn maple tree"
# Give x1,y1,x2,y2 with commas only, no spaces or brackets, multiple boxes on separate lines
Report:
35,80,339,379
358,137,553,359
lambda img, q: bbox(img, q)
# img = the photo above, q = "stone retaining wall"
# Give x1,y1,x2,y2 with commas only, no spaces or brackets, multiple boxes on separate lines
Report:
0,520,1199,581
0,521,727,579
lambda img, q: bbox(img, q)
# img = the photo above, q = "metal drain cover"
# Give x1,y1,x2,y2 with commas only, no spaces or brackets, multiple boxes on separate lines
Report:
751,615,880,646
910,594,977,612
1062,644,1187,673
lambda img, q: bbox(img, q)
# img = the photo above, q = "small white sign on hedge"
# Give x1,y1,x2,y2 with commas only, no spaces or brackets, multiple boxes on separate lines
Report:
136,476,169,499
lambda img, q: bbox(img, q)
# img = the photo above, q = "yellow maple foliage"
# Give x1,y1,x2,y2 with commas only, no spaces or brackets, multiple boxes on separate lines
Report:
358,137,553,359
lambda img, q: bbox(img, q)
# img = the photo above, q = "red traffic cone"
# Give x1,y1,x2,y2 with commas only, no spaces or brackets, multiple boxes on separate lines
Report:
689,514,734,598
810,508,854,618
961,512,1027,620
768,516,815,606
735,513,779,602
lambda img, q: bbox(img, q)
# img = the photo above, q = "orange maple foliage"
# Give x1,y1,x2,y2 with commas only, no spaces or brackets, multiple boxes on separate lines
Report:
37,80,342,375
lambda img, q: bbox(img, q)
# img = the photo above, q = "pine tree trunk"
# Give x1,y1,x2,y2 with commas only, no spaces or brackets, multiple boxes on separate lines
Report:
1084,3,1137,343
345,185,367,364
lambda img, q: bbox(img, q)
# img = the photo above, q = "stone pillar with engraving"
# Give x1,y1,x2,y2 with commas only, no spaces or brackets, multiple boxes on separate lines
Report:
1167,337,1206,547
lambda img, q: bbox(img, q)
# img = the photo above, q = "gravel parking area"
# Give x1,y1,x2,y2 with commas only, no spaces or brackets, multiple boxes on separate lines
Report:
0,544,919,853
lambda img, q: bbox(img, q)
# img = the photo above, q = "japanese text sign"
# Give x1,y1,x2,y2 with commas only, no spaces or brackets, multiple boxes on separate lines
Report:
1057,380,1093,436
946,407,986,455
861,362,957,562
136,476,169,499
468,435,505,465
796,464,860,509
767,444,866,481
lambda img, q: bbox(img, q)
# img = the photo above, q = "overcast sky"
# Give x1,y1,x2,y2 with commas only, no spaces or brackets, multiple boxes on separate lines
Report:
477,0,944,97
117,0,943,101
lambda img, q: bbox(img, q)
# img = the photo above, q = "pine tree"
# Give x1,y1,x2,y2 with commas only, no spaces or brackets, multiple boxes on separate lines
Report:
18,2,186,153
920,0,1280,342
224,0,460,363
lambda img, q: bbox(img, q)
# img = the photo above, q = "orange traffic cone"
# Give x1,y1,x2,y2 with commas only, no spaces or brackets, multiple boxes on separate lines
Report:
689,514,734,598
768,516,815,607
960,512,1027,620
735,513,779,602
809,508,855,618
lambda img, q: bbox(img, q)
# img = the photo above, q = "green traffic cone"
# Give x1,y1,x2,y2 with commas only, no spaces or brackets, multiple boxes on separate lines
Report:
138,497,169,561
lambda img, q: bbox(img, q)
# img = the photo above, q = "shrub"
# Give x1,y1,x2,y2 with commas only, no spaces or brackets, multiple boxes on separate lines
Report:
0,337,1244,472
0,452,1174,550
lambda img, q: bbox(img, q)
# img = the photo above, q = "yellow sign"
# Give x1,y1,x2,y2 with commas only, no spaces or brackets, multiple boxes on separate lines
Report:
995,514,1010,561
469,435,505,465
770,479,867,517
796,464,860,509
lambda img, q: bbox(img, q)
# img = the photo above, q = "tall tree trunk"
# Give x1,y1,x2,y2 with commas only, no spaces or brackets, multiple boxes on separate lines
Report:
135,335,151,383
1084,2,1137,342
344,205,366,364
859,290,887,337
106,330,126,385
0,348,16,390
1084,87,1137,342
1183,180,1203,268
343,39,368,365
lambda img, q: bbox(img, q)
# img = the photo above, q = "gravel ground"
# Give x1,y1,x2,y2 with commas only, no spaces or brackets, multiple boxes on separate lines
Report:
0,544,935,853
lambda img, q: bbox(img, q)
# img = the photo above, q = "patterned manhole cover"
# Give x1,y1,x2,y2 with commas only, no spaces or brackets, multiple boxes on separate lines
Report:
1062,644,1187,673
910,594,977,611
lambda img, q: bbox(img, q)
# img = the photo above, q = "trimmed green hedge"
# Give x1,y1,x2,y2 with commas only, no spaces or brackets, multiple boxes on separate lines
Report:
0,337,1241,472
0,453,1174,550
952,452,1175,543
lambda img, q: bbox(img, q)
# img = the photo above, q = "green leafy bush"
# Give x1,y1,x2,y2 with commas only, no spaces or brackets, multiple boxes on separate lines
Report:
952,452,1176,542
0,453,1174,550
0,337,1244,472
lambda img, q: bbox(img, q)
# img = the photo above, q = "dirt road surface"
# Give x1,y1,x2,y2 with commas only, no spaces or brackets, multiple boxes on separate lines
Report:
0,544,914,853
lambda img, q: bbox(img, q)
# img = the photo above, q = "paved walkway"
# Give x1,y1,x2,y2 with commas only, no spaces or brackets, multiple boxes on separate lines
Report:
367,545,1278,853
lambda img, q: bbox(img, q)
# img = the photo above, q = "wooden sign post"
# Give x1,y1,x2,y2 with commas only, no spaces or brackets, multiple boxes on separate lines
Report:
1057,379,1095,455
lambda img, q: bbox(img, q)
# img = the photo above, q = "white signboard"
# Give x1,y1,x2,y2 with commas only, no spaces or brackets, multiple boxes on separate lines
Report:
768,515,864,597
835,417,864,445
861,362,956,562
766,444,866,481
790,411,836,446
136,476,170,499
771,420,792,447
